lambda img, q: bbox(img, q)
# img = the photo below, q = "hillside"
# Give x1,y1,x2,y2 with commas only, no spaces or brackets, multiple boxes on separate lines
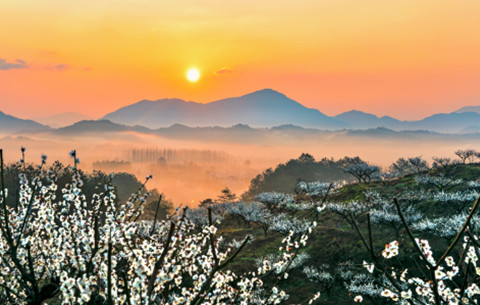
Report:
213,162,480,304
0,111,50,133
52,119,151,135
3,150,480,304
241,154,356,199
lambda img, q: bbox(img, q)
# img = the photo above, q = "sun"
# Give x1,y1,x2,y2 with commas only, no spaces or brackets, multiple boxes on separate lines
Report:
186,68,200,82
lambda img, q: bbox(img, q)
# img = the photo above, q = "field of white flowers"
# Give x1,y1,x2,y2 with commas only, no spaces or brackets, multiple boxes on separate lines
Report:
2,148,480,304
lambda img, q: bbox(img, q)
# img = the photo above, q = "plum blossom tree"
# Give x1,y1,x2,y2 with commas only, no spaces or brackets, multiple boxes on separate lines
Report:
415,174,463,192
432,157,456,175
343,163,380,183
295,181,332,199
413,213,480,241
0,149,325,305
327,200,371,228
225,201,272,236
366,191,423,237
455,149,478,164
390,156,429,176
372,170,400,186
407,156,429,174
256,192,295,210
352,195,480,305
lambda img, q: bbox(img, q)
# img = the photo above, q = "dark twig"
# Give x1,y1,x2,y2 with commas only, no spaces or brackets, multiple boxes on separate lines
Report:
147,221,176,301
0,150,12,243
150,194,163,235
435,194,480,268
393,198,433,268
208,208,219,266
107,231,113,305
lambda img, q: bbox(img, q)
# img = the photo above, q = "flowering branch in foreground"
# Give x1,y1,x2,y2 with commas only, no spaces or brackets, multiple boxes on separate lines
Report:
353,194,480,305
0,149,323,305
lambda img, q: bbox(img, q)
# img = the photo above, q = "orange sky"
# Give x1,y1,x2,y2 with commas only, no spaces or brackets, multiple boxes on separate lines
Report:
1,0,479,120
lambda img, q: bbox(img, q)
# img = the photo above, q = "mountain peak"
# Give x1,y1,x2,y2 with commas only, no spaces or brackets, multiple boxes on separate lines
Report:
335,110,380,119
454,106,480,115
102,89,343,129
0,110,49,133
340,109,372,115
241,88,287,100
249,88,283,95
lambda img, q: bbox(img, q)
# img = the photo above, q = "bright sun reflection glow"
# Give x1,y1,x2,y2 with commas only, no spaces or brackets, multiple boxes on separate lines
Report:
186,68,200,82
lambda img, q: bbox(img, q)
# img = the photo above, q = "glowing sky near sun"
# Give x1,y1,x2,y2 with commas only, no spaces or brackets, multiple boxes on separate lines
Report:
0,0,479,120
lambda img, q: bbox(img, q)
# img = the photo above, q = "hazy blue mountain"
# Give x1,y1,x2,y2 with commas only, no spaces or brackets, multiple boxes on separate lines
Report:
334,110,401,129
8,89,480,134
459,125,480,134
102,89,346,129
53,120,151,135
404,112,480,133
454,106,480,114
344,127,439,138
335,110,480,133
0,111,49,133
45,119,480,145
101,88,480,133
34,112,93,128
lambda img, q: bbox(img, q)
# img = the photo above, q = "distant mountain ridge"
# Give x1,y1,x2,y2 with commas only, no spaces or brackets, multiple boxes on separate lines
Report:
102,89,480,133
334,110,401,129
41,121,480,145
2,89,480,134
102,89,345,129
333,110,480,133
0,111,49,133
454,106,480,115
53,120,150,134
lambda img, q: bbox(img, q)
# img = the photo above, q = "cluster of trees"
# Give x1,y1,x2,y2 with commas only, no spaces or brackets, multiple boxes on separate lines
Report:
198,187,238,208
0,149,327,304
340,152,480,184
1,151,172,223
454,149,480,164
183,164,480,304
127,148,229,164
320,165,480,304
3,146,480,304
190,182,331,239
349,189,480,304
190,147,480,304
243,154,360,198
342,156,447,184
245,150,480,196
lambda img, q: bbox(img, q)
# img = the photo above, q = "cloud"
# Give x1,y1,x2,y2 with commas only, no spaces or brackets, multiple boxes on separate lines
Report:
215,67,234,75
0,58,29,70
48,64,69,71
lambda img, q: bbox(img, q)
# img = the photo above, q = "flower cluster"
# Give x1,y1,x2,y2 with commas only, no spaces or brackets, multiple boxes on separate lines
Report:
381,241,399,259
0,151,324,305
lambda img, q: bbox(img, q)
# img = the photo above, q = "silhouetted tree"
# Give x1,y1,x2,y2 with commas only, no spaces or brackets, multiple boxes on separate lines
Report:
343,162,380,183
455,149,477,164
199,198,214,208
217,187,237,203
298,153,315,163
